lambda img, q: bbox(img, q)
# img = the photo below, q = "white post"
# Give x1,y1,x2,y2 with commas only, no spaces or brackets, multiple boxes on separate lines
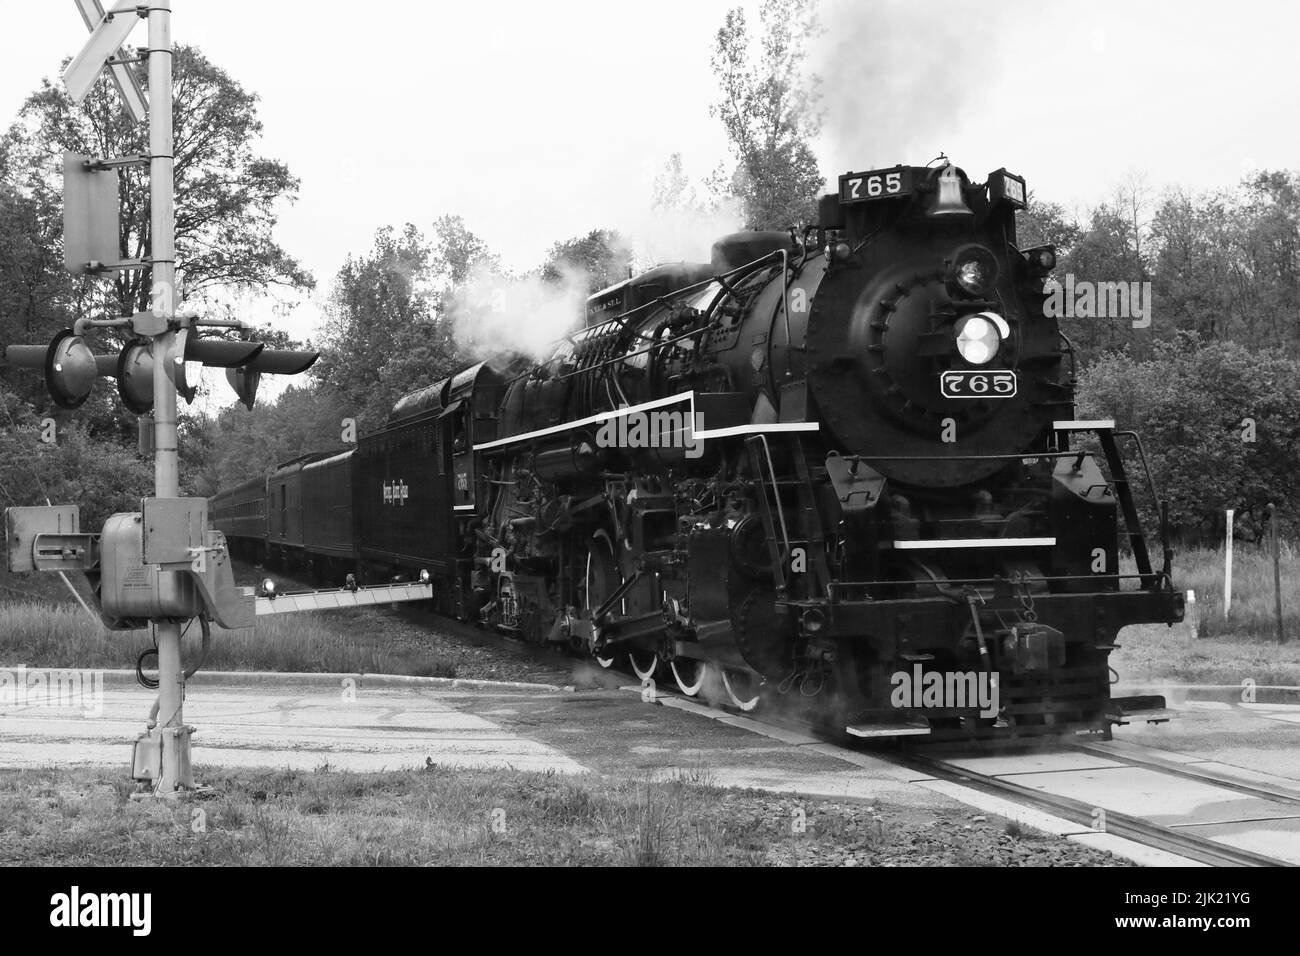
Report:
147,0,191,794
1224,509,1234,620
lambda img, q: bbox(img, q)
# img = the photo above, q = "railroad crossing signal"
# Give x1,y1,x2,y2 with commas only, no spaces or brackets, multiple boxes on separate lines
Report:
3,0,323,799
3,321,319,412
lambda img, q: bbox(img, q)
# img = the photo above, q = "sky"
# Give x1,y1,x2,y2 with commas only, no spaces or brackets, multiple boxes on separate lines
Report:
2,0,1298,408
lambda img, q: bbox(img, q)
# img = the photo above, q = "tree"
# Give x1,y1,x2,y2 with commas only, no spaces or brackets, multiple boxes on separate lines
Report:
1233,170,1300,345
1149,187,1238,342
1015,196,1081,257
0,174,75,409
0,390,153,531
1059,199,1150,356
541,229,631,292
192,384,350,496
651,153,698,213
710,0,824,230
316,217,492,431
5,45,312,319
1077,335,1300,542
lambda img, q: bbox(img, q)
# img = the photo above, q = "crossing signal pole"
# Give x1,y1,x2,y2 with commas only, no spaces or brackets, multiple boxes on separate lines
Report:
146,0,189,796
2,1,317,796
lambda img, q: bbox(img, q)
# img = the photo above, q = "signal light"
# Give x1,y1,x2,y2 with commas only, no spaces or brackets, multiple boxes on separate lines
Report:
2,329,99,409
947,244,1000,298
86,339,156,414
4,324,318,413
116,339,154,414
46,330,98,408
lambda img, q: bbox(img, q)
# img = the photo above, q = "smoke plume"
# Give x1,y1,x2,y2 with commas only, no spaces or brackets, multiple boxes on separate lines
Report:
614,195,746,271
448,262,588,363
810,0,1024,172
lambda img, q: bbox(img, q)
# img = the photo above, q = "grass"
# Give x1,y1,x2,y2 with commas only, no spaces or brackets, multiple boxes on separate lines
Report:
1111,540,1300,686
1172,541,1299,642
0,764,1120,867
0,766,784,866
0,601,456,678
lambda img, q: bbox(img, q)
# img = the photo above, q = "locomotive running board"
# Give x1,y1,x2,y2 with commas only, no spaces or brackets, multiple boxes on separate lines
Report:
254,581,433,616
846,720,932,738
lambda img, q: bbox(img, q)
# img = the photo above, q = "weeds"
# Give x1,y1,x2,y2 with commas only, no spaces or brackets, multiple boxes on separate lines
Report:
0,601,456,677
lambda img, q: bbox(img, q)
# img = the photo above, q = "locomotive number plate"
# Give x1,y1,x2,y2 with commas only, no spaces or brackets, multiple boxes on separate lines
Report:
839,167,913,203
940,370,1017,399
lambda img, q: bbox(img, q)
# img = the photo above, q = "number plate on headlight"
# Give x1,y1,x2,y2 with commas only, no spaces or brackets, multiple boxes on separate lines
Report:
940,370,1017,399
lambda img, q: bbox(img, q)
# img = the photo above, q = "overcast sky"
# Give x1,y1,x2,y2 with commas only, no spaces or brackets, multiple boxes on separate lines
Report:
3,0,1298,405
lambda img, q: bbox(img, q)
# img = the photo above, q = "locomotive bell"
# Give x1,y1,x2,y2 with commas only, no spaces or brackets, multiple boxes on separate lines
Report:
928,165,973,218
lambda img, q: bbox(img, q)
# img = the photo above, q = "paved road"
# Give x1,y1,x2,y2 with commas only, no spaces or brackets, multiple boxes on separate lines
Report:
0,673,588,775
12,669,1295,865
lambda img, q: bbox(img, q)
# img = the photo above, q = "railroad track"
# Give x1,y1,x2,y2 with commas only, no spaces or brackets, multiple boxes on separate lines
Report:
897,747,1297,867
597,657,1300,866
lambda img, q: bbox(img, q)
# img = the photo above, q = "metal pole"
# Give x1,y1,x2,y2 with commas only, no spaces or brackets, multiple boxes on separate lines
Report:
147,0,191,794
1224,508,1233,619
1270,504,1285,646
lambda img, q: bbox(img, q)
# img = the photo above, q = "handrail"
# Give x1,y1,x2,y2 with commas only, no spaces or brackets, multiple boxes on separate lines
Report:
754,433,791,553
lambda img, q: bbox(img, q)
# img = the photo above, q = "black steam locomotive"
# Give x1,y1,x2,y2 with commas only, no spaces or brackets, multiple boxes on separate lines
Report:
213,160,1184,739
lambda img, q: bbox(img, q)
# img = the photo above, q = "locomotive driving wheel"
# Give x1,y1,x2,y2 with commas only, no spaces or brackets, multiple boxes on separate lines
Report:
670,658,710,697
584,530,621,669
721,668,762,711
629,650,659,681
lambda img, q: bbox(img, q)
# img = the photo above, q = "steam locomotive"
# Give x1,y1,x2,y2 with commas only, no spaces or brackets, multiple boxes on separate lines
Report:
213,160,1184,739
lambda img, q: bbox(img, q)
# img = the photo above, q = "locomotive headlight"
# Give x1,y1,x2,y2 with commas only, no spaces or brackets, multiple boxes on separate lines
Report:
948,244,999,297
956,259,990,294
954,312,1009,365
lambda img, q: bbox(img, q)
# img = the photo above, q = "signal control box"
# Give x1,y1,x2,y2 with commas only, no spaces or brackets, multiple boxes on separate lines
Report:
100,512,202,626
